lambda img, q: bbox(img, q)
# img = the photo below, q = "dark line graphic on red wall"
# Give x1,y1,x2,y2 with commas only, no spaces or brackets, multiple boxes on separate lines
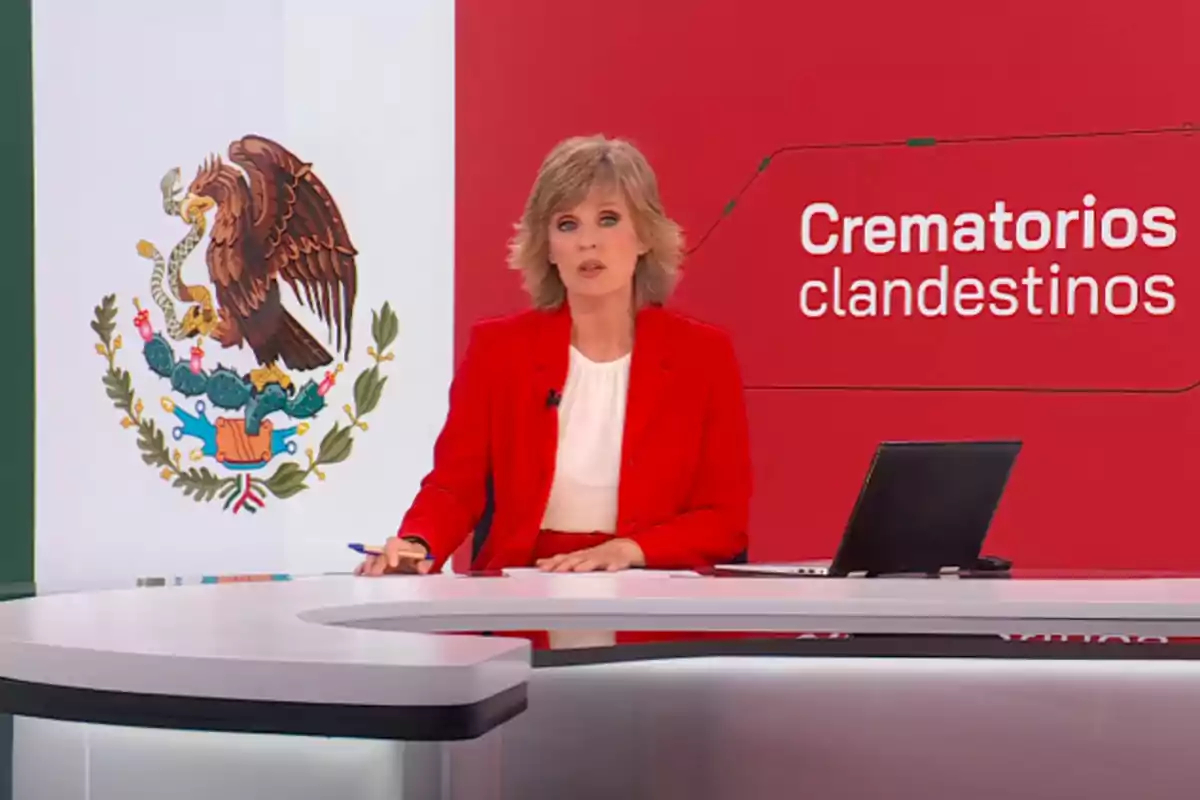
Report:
687,123,1195,258
691,124,1197,397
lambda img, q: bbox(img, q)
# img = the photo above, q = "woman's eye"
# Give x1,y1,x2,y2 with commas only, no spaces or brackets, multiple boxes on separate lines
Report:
557,219,577,232
599,213,619,227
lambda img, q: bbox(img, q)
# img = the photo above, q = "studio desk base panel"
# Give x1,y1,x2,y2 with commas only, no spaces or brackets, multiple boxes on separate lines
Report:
5,632,1200,742
15,654,1200,800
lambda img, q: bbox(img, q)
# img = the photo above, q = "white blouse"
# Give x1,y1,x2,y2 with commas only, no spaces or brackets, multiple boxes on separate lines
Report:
539,345,631,533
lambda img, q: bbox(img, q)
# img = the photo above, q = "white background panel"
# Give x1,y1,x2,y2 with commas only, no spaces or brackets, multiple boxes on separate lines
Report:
31,0,455,584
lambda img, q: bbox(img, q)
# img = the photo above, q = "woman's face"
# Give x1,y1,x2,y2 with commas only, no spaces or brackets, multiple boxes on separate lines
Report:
548,183,646,305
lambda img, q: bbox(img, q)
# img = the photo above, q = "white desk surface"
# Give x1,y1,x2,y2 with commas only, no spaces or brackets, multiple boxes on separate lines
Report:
5,571,1200,706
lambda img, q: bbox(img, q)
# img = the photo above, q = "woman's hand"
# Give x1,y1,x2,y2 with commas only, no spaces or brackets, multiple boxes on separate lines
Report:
354,536,433,576
536,539,646,573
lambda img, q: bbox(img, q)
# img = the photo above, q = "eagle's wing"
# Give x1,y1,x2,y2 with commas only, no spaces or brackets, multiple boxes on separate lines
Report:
227,135,359,359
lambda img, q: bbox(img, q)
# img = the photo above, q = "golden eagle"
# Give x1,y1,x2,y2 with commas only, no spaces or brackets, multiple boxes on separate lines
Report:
177,135,358,391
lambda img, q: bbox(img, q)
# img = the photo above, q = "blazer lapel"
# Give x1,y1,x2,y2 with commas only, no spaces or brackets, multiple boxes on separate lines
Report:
620,305,672,481
526,306,571,529
531,305,572,411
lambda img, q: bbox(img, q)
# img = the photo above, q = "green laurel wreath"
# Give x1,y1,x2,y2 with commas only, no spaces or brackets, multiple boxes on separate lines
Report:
92,294,399,511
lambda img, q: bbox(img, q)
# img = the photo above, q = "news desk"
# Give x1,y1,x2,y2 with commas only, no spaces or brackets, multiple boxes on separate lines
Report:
4,569,1200,800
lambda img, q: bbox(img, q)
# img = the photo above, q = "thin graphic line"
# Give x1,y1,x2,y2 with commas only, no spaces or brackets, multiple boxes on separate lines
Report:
697,123,1199,397
742,378,1200,396
686,123,1196,257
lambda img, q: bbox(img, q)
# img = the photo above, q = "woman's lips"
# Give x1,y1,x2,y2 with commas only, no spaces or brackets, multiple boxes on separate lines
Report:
578,259,606,277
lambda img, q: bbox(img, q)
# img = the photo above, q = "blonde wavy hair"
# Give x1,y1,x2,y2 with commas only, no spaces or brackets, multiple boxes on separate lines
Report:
507,135,684,309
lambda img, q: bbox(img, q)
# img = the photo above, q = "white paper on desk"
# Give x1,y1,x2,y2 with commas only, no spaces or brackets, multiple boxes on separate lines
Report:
502,567,700,578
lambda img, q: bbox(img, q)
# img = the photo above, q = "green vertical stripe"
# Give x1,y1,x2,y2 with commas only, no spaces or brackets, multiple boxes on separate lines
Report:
0,0,33,798
0,0,34,596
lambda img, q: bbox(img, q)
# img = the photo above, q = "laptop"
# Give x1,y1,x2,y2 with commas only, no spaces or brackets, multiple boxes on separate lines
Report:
722,440,1022,578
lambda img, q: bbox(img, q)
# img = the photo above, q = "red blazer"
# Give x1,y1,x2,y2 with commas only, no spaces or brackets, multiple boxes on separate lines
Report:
397,303,752,571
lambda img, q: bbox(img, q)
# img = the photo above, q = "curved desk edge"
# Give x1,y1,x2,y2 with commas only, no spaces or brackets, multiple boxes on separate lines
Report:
11,574,1200,741
0,677,528,741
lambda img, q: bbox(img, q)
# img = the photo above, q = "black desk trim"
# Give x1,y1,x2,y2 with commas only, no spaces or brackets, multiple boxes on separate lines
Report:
8,637,1199,739
0,678,527,742
0,713,10,800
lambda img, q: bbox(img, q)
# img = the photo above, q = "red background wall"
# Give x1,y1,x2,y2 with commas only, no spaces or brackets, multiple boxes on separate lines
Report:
455,0,1200,569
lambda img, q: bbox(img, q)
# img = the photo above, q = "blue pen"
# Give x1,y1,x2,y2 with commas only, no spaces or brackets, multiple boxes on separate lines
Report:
348,543,433,560
200,574,291,584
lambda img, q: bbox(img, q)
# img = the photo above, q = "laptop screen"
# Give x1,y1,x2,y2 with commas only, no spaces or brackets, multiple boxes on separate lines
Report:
829,440,1021,576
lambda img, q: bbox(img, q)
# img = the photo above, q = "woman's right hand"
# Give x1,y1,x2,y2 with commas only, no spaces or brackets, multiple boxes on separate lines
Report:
354,536,433,576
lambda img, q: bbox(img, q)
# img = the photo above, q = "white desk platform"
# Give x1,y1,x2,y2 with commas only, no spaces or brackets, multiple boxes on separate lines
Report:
2,571,1200,734
8,572,1200,688
11,572,1200,799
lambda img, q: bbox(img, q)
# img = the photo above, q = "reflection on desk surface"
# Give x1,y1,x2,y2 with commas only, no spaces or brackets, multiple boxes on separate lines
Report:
704,564,1200,581
445,628,1200,657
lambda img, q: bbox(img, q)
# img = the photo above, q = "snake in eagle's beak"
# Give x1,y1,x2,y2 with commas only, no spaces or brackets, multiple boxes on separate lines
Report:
179,193,216,224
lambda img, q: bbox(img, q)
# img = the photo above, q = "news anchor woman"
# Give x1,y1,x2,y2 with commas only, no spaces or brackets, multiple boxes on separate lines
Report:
357,134,751,575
